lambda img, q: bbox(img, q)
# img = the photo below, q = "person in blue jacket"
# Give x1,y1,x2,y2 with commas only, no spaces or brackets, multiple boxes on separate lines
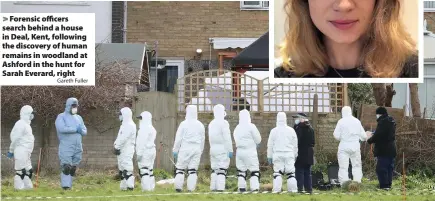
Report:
55,97,87,190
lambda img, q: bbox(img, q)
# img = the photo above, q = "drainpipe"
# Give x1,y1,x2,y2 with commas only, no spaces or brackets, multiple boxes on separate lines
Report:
155,41,158,91
123,1,127,43
209,39,212,69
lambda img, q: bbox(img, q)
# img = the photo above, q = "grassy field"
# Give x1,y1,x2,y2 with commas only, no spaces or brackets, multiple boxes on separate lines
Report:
1,169,435,201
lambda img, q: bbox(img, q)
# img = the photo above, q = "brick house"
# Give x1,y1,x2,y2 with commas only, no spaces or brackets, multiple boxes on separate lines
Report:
112,1,269,92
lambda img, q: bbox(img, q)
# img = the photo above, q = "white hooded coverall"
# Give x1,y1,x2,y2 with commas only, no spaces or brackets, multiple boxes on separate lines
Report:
333,106,367,183
173,105,205,192
208,104,233,191
234,109,262,192
9,105,35,190
114,107,137,190
136,111,156,191
267,112,298,193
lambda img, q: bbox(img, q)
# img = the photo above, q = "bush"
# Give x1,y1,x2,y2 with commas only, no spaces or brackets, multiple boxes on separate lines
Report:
153,169,172,180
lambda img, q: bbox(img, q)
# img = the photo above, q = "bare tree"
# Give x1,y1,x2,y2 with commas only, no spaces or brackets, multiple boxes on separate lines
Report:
385,84,395,107
371,83,386,106
371,82,421,119
371,83,396,107
409,83,421,118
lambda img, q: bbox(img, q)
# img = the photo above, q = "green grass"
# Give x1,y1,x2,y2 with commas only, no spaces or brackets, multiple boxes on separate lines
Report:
1,169,434,201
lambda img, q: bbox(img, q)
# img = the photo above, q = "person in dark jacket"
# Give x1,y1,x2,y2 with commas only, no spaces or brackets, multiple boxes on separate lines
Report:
294,114,315,193
367,107,397,190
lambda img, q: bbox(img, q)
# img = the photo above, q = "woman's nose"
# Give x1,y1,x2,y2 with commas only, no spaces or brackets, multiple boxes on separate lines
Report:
332,0,356,12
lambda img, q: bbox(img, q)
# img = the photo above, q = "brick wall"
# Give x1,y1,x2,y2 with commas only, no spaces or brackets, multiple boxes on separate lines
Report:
177,112,341,168
126,1,268,59
1,111,341,174
1,117,121,174
359,105,404,132
316,113,340,153
425,12,435,33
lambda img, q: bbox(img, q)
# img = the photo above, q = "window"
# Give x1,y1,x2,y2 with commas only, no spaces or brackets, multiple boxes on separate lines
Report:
156,66,178,93
14,1,89,6
240,1,269,10
425,1,435,11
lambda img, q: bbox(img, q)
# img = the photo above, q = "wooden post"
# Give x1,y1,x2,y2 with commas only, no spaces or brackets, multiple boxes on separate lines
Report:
312,94,319,151
402,152,406,201
218,54,223,75
423,107,427,119
258,80,264,112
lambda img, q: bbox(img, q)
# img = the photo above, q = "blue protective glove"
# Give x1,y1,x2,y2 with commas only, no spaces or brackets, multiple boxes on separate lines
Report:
7,152,14,159
228,152,233,158
267,158,272,165
173,152,178,160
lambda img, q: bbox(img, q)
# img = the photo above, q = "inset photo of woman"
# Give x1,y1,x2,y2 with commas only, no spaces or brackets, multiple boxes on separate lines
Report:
272,0,421,80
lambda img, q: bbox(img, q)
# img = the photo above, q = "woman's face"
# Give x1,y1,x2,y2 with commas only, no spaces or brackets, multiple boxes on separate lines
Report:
308,0,376,44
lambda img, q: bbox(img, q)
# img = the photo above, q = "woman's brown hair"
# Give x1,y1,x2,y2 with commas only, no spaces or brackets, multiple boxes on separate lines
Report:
279,0,417,77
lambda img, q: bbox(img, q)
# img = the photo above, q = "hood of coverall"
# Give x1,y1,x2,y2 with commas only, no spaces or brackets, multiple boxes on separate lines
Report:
185,105,198,120
120,107,133,123
213,104,226,120
64,97,79,113
20,105,33,123
239,109,251,124
276,112,287,127
341,106,352,118
139,111,152,128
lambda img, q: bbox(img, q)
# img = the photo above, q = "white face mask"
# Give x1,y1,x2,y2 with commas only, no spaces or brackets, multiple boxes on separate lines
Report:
29,114,34,121
376,114,381,119
295,119,300,125
71,108,78,114
119,115,123,121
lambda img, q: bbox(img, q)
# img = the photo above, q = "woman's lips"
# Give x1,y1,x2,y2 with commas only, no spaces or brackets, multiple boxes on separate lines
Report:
330,20,358,30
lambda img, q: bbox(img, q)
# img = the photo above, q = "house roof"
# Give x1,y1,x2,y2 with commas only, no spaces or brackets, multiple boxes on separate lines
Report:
233,32,269,66
210,38,257,49
95,43,146,83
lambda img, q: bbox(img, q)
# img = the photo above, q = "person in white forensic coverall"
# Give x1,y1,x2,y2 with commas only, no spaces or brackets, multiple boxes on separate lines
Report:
208,104,233,192
333,106,367,184
267,112,298,193
234,109,262,192
113,107,137,190
173,105,205,192
7,105,35,190
136,111,157,191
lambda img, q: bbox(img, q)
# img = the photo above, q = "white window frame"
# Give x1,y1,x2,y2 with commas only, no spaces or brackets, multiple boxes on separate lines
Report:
425,1,435,12
14,1,90,6
240,1,269,11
